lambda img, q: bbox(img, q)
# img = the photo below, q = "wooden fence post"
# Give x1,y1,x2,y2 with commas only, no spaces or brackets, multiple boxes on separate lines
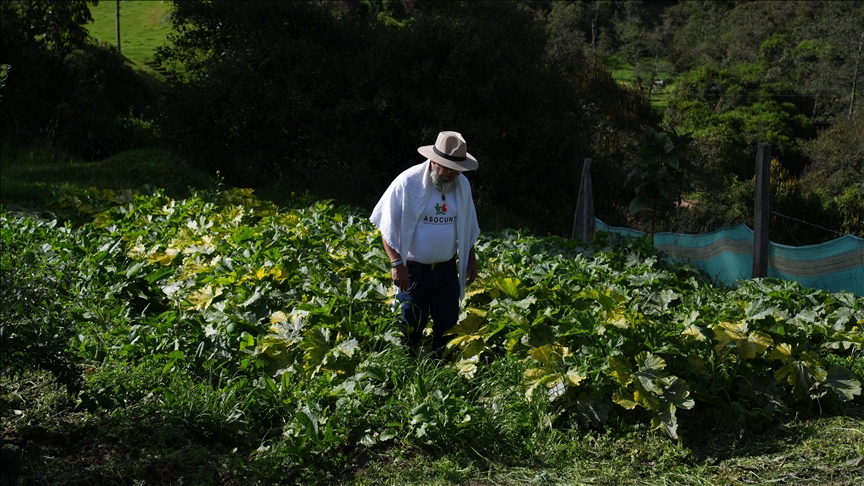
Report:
572,158,595,242
753,143,771,278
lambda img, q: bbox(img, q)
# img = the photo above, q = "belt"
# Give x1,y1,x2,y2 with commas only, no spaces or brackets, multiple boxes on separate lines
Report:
406,255,456,271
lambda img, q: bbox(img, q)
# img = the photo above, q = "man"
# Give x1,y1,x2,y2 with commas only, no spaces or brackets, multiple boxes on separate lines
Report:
370,131,481,356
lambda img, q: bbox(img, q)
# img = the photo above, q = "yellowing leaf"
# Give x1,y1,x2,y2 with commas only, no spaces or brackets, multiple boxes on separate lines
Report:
271,267,289,281
127,241,146,259
687,355,707,374
607,308,630,329
464,287,486,299
454,338,486,359
529,344,570,368
769,343,793,361
612,390,638,409
718,320,748,339
523,367,562,401
445,312,486,337
455,356,479,379
634,388,661,410
186,284,223,310
148,247,180,266
493,277,524,299
270,311,288,325
608,355,633,387
681,324,710,342
737,331,774,360
566,368,585,387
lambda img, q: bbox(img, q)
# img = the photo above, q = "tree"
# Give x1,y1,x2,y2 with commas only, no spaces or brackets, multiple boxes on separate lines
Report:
544,0,587,62
799,2,864,121
625,126,693,234
0,0,97,58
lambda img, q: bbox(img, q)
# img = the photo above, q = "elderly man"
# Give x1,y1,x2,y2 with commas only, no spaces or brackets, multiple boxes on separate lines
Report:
370,131,480,357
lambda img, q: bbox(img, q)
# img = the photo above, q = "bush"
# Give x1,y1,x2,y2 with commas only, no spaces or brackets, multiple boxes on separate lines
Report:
0,217,82,393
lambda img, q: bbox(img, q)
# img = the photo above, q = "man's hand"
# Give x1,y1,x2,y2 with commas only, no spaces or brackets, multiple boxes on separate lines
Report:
466,246,478,286
466,257,477,286
392,264,409,291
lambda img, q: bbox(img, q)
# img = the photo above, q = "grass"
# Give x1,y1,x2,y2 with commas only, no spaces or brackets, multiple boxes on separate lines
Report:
2,145,863,485
0,144,217,213
4,369,862,485
87,0,174,66
604,55,678,112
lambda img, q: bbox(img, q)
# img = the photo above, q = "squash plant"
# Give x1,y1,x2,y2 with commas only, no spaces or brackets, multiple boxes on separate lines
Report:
4,186,861,455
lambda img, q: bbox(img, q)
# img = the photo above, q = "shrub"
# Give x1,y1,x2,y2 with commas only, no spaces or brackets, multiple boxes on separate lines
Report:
0,217,82,393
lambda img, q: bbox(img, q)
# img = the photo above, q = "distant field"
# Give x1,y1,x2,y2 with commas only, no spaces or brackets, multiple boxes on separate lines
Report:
87,0,174,66
604,55,676,111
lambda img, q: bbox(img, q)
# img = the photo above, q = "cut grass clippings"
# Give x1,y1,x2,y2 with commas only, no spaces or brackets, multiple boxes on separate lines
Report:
4,371,862,485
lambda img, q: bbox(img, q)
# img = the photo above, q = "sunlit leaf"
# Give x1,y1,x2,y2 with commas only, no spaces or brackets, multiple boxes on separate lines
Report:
493,277,524,300
186,284,223,310
612,390,637,409
566,368,585,387
769,343,793,361
737,331,773,360
608,355,633,387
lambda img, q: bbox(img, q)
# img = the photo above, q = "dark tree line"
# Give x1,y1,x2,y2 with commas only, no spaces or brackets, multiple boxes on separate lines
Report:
1,0,860,241
152,0,658,234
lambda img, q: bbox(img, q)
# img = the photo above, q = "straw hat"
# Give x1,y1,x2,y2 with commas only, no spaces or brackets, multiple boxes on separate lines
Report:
417,131,478,171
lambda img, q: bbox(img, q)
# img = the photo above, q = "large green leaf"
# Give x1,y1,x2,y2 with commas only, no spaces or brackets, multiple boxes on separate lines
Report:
825,366,862,402
628,195,653,214
774,351,828,400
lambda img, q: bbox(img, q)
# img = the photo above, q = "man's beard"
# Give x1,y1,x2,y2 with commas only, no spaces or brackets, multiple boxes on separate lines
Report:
430,169,458,194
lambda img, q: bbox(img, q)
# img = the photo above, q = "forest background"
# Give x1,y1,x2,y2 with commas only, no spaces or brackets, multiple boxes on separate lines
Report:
2,1,864,485
1,0,861,245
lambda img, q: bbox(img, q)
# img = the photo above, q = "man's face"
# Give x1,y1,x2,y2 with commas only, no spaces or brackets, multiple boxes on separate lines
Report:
430,161,460,183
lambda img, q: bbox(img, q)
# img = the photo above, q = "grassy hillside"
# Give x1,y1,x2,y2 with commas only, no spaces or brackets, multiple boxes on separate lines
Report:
0,144,215,213
87,0,173,66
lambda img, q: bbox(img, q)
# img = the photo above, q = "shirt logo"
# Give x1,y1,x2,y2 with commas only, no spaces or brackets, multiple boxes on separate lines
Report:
435,203,448,215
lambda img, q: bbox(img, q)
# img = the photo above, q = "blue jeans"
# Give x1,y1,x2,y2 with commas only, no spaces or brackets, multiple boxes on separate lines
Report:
397,258,460,355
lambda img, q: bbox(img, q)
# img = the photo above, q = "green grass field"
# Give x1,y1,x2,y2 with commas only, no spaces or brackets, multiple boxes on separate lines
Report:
87,0,174,66
604,55,676,111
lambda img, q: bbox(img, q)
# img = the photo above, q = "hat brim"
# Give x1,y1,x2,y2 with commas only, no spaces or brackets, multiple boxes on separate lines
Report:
418,146,478,171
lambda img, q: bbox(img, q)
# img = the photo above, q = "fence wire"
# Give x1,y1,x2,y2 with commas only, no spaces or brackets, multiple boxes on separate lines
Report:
771,210,845,240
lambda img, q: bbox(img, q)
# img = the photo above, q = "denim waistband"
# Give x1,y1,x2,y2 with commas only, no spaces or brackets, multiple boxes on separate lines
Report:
406,255,456,271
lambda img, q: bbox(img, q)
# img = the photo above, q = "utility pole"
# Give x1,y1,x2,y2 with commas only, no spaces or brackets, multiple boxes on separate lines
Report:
115,0,121,54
